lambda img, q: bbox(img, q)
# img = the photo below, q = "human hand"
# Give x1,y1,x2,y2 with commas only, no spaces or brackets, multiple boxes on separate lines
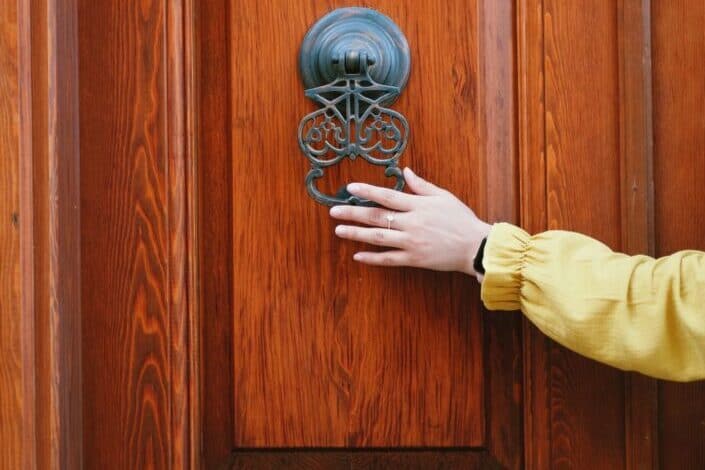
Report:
330,167,491,277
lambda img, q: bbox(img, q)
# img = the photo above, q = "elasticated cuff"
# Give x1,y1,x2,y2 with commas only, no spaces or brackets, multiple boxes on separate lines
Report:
480,223,530,311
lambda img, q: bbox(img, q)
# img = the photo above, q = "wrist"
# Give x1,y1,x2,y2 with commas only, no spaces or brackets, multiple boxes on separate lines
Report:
463,222,491,277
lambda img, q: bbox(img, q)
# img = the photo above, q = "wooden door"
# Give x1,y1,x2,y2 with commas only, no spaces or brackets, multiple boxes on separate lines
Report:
199,0,521,467
5,0,704,468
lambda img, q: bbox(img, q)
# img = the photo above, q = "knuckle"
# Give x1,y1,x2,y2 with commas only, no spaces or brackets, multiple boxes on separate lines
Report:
408,252,423,265
369,210,385,226
373,230,385,242
381,255,395,266
380,190,396,205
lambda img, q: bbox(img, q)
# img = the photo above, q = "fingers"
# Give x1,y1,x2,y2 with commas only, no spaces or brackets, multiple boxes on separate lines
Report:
335,225,410,248
352,250,413,267
329,205,405,229
403,167,445,196
346,183,414,211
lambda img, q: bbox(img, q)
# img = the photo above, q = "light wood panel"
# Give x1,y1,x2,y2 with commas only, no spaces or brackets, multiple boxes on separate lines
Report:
652,1,705,467
230,0,485,448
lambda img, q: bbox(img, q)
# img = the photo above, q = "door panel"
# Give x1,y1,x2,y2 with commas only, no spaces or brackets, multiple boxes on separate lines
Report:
4,0,703,467
542,1,627,467
230,0,485,449
652,1,705,465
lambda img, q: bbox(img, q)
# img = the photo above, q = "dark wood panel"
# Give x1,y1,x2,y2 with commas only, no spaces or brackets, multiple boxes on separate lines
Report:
199,0,235,466
617,1,658,468
226,451,494,469
652,1,705,467
543,0,627,468
79,0,192,467
230,0,484,448
479,0,523,468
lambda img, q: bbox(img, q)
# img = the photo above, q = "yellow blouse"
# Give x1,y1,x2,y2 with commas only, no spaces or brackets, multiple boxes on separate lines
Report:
480,223,705,382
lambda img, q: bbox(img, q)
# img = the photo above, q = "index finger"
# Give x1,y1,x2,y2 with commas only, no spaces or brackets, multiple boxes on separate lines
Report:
346,183,415,211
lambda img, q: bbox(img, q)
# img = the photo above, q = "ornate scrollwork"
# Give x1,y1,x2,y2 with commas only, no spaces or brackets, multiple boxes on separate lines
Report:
298,53,409,206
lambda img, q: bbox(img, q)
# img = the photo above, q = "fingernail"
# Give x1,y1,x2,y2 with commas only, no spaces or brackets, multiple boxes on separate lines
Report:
353,253,362,261
330,206,341,216
335,225,346,235
347,183,361,193
404,167,415,177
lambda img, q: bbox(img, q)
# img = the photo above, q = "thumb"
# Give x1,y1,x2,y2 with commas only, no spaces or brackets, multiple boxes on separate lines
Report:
403,167,444,196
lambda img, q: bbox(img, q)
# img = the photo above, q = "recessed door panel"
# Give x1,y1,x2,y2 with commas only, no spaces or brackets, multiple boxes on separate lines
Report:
231,0,485,448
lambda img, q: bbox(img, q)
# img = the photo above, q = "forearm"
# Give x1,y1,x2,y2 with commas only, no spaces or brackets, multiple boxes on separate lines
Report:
481,223,705,382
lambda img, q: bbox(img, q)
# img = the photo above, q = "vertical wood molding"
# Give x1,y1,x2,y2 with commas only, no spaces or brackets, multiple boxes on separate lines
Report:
29,0,83,467
618,0,655,258
166,0,190,467
197,0,234,466
479,0,523,468
0,1,37,467
617,1,658,469
167,0,200,467
516,0,550,469
183,0,201,467
18,0,38,466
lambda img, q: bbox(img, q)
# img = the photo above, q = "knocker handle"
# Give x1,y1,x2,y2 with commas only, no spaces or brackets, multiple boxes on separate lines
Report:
297,8,411,207
306,165,405,207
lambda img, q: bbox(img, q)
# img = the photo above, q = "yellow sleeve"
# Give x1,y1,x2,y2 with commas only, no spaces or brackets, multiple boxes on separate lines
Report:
480,222,705,382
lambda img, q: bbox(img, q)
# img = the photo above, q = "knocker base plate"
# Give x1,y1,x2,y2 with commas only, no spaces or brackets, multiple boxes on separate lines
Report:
299,7,411,96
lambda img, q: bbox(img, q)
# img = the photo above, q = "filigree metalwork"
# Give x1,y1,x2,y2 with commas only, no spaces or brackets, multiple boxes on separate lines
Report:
298,55,409,206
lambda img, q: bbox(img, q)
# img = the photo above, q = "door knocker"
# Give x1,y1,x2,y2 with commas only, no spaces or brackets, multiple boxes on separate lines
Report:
298,8,411,206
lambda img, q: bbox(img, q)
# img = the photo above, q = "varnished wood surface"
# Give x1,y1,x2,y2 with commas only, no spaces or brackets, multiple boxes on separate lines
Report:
199,0,236,467
230,0,486,448
516,1,551,468
79,0,193,467
478,0,523,468
32,1,83,468
1,0,698,467
543,0,626,468
0,3,35,468
0,0,84,468
652,1,705,467
226,450,496,469
617,2,658,469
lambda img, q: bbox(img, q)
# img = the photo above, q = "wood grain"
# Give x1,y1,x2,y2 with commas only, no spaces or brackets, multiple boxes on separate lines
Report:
543,0,626,468
231,0,485,448
652,1,705,467
479,0,523,468
226,450,493,469
199,0,235,467
28,0,83,467
516,0,551,468
2,0,84,467
79,0,193,467
0,2,36,468
617,1,658,469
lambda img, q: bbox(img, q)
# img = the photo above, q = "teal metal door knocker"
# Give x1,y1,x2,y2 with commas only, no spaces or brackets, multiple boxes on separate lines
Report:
298,7,411,206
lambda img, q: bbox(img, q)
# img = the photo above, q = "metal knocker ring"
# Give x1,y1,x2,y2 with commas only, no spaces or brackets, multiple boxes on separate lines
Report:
297,7,411,207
